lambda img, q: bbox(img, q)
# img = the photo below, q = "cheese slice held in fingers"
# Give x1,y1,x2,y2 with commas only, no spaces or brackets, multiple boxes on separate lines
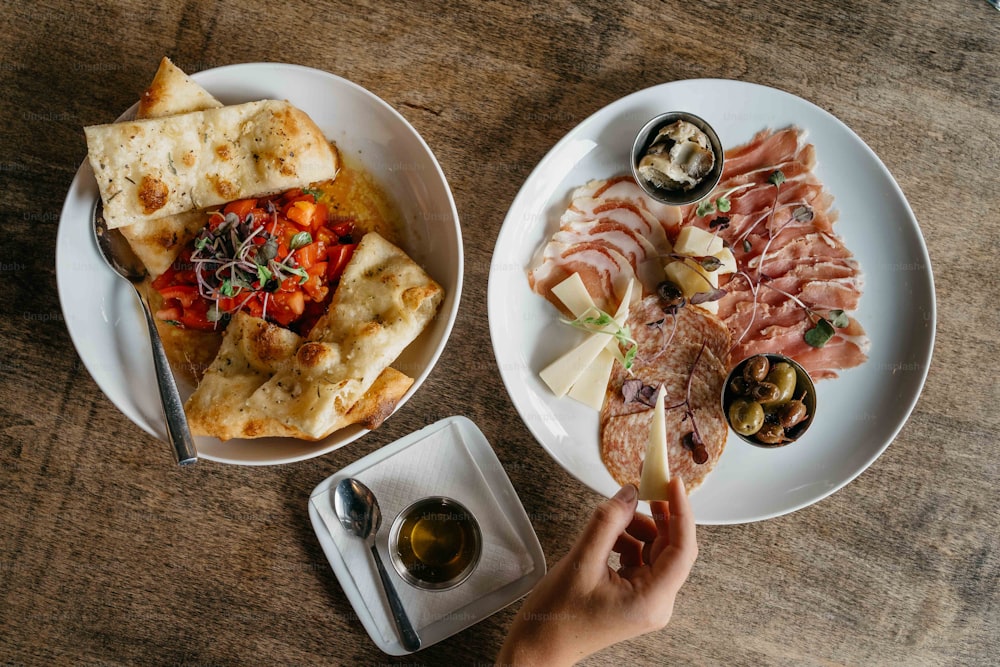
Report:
638,386,671,501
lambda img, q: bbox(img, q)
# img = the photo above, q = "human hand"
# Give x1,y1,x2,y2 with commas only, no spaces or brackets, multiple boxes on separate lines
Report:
496,477,697,666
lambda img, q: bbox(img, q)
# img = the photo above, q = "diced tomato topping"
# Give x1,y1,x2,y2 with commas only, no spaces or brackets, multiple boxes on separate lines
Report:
224,199,257,220
331,221,354,238
327,243,357,282
152,187,361,332
286,200,317,229
158,285,200,308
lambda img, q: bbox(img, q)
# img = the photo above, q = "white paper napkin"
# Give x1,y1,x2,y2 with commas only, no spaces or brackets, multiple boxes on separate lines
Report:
311,420,535,644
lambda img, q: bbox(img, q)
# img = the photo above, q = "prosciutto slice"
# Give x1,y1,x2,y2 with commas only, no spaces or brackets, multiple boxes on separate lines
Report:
678,128,869,379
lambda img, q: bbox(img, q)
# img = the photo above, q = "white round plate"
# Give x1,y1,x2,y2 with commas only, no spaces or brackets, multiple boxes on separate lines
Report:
57,63,463,465
488,79,935,524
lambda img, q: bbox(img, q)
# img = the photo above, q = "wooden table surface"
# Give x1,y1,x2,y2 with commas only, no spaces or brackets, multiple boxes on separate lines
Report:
1,1,998,664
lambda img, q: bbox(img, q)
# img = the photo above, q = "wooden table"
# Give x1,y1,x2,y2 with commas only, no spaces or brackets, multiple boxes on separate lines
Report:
1,1,997,664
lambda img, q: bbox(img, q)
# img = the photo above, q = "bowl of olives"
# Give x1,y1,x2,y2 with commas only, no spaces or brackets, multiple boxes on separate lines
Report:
723,354,816,448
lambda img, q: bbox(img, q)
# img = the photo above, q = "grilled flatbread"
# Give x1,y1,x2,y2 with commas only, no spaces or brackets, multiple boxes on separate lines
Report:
118,59,223,277
137,57,223,119
185,232,444,440
85,99,338,229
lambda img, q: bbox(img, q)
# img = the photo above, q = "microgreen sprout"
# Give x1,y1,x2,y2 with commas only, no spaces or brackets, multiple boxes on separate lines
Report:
696,183,754,217
189,205,314,323
762,280,849,347
561,307,639,371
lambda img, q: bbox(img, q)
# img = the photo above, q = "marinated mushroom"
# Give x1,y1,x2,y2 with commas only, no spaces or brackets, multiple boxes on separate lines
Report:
637,120,716,192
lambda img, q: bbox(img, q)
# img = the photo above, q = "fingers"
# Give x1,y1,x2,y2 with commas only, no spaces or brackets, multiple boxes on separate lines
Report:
625,513,657,543
613,533,643,568
652,477,698,580
572,484,639,572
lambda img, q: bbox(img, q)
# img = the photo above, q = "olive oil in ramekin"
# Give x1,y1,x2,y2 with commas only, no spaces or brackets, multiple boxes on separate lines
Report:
390,497,481,590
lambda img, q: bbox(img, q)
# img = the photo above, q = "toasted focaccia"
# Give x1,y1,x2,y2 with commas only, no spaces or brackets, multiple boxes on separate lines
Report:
184,232,444,440
137,57,223,119
119,58,223,277
85,99,338,229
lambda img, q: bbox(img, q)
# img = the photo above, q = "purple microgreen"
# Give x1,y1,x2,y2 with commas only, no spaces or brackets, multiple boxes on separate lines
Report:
709,216,731,230
742,239,752,253
699,255,722,272
622,379,659,408
792,205,814,223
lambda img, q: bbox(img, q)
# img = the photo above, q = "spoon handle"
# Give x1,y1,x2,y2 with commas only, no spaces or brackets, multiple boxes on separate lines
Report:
370,543,421,652
135,287,198,465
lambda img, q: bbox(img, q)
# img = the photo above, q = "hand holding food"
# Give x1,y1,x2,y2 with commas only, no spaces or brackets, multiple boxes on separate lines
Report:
496,479,697,665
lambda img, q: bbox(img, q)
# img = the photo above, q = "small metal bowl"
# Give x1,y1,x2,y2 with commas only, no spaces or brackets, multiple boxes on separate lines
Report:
389,496,482,591
631,111,724,206
722,354,817,448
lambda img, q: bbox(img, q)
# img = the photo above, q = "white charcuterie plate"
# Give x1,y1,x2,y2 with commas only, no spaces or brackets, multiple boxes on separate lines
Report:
57,63,462,465
488,79,935,524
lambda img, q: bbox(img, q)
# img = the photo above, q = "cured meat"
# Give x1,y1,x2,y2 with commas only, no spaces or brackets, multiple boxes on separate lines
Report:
679,128,869,380
528,177,680,312
600,297,730,492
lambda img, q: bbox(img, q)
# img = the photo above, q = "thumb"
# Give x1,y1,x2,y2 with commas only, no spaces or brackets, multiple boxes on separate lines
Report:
571,484,638,572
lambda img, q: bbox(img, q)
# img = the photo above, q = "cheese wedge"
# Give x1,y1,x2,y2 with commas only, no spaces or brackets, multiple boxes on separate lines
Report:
664,259,720,314
713,247,737,274
638,386,671,501
674,225,724,256
567,348,615,409
551,272,597,318
539,279,633,397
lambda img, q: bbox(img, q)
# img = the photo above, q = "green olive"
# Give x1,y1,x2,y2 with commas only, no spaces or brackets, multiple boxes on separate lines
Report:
761,362,796,406
728,398,765,436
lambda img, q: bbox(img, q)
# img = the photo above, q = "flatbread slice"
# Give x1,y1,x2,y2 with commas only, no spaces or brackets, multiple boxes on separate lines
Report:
183,312,414,439
119,59,222,277
85,99,338,229
137,57,223,119
185,231,444,440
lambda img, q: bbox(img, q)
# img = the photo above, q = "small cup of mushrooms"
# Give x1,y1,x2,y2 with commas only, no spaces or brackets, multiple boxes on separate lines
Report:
631,111,724,206
723,354,817,448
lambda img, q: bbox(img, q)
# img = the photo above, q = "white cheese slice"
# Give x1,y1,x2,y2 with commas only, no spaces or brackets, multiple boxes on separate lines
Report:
551,272,597,318
539,280,633,397
674,226,724,257
713,247,737,274
664,259,720,315
638,386,671,501
567,348,615,409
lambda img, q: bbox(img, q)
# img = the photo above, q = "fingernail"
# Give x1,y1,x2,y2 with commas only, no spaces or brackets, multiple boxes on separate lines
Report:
615,484,637,502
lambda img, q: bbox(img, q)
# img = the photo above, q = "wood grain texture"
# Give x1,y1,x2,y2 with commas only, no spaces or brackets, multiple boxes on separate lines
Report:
1,0,997,665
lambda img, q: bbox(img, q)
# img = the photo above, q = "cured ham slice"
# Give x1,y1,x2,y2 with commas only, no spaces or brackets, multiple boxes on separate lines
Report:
679,128,869,380
528,177,680,312
528,241,637,313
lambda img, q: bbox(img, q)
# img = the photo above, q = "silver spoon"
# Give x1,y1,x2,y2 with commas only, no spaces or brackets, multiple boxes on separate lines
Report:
334,478,421,652
93,201,197,465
